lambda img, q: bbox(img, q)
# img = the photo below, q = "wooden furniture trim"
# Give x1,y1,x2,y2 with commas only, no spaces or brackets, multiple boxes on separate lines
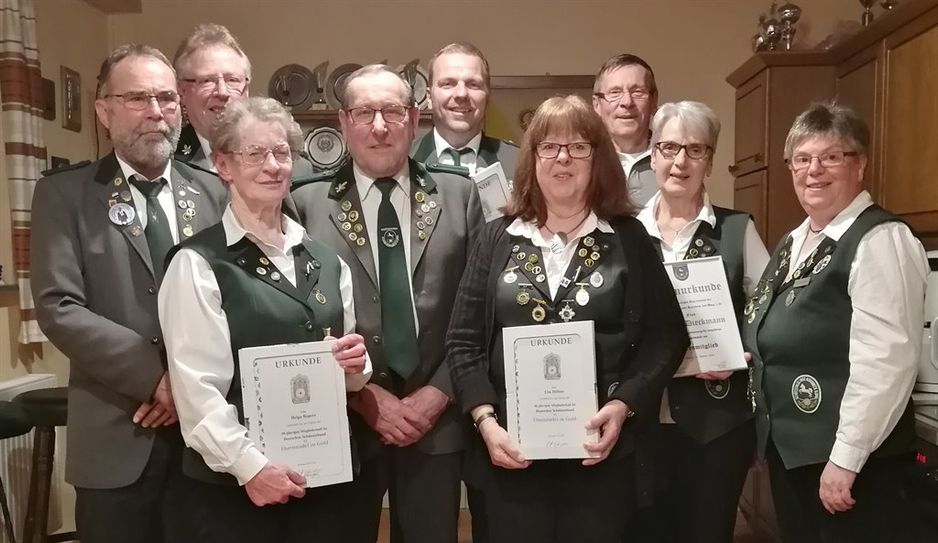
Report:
835,43,885,200
731,71,770,176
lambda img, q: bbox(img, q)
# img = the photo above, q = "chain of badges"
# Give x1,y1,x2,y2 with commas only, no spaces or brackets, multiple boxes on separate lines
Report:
106,175,200,238
338,199,368,247
505,234,608,323
413,189,437,242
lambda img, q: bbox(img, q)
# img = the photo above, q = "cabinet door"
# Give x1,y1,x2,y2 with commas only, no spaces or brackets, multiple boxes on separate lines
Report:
837,44,882,198
735,169,767,242
733,71,769,177
882,7,938,235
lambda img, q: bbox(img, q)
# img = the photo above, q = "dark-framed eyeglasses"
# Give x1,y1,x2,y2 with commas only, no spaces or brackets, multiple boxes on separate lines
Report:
593,88,653,103
225,144,294,166
345,105,409,125
535,141,594,159
180,74,249,95
785,150,859,172
104,91,179,111
654,141,712,160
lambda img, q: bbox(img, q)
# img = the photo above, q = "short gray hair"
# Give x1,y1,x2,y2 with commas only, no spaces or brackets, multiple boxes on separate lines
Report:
210,97,302,154
97,43,174,98
339,64,414,109
173,23,252,79
651,101,721,151
783,102,869,159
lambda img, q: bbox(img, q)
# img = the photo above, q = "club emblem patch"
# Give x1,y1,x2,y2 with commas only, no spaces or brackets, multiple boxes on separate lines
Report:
791,374,822,414
673,263,689,281
381,227,400,248
705,379,730,400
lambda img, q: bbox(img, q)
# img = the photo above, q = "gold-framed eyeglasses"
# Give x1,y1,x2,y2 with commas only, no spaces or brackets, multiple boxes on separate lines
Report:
226,144,294,165
535,142,594,159
786,150,858,172
104,91,179,111
180,74,249,95
345,105,409,125
654,141,712,160
593,88,652,103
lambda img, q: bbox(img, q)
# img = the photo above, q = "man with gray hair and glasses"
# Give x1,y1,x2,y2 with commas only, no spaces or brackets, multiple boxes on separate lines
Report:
30,43,227,543
592,53,660,207
292,64,483,543
172,23,313,176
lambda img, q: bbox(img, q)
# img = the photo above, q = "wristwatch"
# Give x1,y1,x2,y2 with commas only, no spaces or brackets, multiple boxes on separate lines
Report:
473,411,498,431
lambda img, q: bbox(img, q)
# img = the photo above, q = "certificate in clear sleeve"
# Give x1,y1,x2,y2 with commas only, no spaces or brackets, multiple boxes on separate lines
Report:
502,321,600,460
239,341,353,488
662,256,748,377
471,162,512,223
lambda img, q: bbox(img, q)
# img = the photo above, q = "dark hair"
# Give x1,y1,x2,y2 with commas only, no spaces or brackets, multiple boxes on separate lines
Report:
97,43,173,97
428,41,490,89
593,53,657,95
784,102,870,158
507,95,633,225
339,64,414,109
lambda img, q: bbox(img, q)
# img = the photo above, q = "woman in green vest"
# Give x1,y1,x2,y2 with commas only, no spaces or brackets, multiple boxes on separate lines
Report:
633,101,769,543
744,103,927,542
446,95,688,543
158,97,370,543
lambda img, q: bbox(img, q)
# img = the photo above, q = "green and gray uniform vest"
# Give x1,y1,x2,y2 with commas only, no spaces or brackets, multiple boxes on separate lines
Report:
171,222,345,485
489,228,635,459
658,207,753,444
745,205,916,469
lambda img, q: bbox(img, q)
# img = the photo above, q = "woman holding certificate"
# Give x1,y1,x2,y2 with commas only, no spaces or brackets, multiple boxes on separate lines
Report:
634,101,769,543
446,95,688,543
745,103,926,542
159,97,370,543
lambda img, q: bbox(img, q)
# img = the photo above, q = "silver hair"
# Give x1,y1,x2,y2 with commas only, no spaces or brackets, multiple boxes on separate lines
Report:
650,101,721,151
210,97,302,154
339,64,414,109
783,102,869,159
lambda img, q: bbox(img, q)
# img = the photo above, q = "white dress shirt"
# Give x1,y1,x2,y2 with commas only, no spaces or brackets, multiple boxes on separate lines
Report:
352,162,420,332
506,213,614,300
433,128,483,175
159,206,372,485
114,154,180,242
637,191,770,423
783,190,927,473
618,148,650,179
196,132,217,172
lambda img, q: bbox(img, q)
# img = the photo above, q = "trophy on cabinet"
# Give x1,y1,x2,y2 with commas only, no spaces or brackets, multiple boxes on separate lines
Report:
310,61,329,111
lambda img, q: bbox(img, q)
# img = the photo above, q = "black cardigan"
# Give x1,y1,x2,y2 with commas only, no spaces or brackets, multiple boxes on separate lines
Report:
445,214,689,452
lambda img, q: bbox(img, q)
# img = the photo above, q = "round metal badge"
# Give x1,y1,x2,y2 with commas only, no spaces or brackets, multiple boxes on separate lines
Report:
791,374,822,414
108,203,136,226
705,379,731,400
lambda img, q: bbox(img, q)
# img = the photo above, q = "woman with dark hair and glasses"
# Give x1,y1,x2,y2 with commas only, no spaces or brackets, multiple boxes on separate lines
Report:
446,94,688,543
158,97,371,543
744,103,927,542
633,100,768,543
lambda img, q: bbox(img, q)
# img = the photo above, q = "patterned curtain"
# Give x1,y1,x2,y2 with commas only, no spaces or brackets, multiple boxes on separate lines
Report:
0,0,48,343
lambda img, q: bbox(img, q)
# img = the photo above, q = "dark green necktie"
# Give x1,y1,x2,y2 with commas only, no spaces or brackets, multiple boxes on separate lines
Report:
375,178,419,378
443,147,472,167
130,177,174,278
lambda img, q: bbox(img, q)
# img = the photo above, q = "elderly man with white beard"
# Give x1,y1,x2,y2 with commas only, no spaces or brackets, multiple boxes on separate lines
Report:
29,43,228,543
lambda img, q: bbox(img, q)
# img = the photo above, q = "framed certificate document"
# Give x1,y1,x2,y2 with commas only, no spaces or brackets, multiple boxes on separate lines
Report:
239,341,353,488
471,162,512,223
502,321,600,460
662,256,748,377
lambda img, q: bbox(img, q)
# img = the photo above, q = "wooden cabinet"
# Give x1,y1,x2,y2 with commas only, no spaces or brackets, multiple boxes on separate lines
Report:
729,0,938,251
734,169,767,239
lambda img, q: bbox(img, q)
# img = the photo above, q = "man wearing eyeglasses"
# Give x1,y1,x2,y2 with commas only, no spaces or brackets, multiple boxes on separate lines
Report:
412,42,518,182
592,54,660,207
29,44,227,543
172,24,314,177
292,65,483,543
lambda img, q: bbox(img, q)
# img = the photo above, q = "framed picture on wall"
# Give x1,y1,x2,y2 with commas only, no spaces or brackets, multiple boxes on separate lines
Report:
61,66,81,132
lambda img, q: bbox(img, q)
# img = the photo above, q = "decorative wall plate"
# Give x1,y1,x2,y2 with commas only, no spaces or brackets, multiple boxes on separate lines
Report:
324,63,363,110
268,64,316,112
304,127,347,170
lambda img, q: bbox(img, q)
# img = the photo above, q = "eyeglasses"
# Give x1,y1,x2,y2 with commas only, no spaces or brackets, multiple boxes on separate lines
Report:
535,142,594,159
593,88,653,103
786,150,859,171
654,141,712,160
104,91,179,111
345,105,409,125
226,144,294,166
180,74,249,95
